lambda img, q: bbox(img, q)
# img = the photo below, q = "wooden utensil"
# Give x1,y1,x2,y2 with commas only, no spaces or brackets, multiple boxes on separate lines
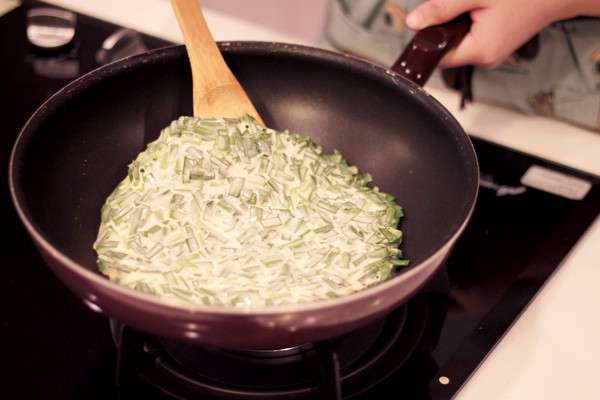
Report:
170,0,263,123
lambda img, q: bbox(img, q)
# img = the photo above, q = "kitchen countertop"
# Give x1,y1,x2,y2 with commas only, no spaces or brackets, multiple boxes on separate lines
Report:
13,1,600,398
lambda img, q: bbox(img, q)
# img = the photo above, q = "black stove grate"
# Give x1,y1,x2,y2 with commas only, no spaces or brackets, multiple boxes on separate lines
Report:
112,293,437,399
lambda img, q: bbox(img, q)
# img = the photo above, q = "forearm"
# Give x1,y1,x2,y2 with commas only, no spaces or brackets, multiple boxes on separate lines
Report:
532,0,600,25
571,0,600,17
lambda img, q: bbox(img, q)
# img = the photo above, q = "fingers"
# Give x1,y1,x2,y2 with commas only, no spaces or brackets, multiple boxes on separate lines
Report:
406,0,563,68
406,0,483,30
438,9,535,69
438,33,493,68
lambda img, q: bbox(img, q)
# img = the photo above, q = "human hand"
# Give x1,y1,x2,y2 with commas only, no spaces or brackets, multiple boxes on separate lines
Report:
405,0,589,68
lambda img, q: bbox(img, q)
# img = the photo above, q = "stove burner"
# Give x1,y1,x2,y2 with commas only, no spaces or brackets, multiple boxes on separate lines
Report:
230,344,315,358
112,294,433,399
159,313,390,390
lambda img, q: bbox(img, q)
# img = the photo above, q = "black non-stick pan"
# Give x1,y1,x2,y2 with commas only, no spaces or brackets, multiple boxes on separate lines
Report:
10,19,478,349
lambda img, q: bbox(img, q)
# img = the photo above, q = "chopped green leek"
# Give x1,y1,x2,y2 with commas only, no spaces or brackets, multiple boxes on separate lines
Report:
94,115,408,308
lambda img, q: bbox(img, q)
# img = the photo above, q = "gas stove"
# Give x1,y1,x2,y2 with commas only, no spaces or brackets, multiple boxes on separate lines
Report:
3,3,599,399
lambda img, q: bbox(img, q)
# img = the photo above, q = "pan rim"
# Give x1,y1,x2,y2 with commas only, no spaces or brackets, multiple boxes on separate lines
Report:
9,42,479,316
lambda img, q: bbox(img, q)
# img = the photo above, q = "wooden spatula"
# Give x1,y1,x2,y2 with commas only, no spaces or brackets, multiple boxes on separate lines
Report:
171,0,264,124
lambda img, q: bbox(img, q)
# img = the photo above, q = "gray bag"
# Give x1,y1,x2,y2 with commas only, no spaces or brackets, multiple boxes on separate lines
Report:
325,0,600,131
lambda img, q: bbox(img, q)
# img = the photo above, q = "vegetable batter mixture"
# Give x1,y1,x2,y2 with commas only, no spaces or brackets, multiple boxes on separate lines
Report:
94,116,408,307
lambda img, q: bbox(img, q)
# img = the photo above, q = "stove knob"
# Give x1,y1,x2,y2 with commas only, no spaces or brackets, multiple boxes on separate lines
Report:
96,28,148,65
26,7,77,49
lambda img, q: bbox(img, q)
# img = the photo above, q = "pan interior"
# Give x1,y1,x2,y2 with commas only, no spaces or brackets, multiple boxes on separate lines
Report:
13,45,476,276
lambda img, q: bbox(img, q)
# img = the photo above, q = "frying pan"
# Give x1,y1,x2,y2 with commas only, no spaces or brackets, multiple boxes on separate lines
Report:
9,18,478,349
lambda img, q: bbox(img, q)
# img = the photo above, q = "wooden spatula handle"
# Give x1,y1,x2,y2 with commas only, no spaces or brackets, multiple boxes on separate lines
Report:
171,0,263,123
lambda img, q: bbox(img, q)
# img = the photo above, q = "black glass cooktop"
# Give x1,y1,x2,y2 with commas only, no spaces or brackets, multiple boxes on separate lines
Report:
3,3,599,400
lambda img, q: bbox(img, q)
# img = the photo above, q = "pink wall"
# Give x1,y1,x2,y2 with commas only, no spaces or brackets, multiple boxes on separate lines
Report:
201,0,329,44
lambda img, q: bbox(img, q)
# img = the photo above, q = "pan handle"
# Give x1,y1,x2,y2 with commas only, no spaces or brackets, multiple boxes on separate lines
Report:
391,14,471,87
